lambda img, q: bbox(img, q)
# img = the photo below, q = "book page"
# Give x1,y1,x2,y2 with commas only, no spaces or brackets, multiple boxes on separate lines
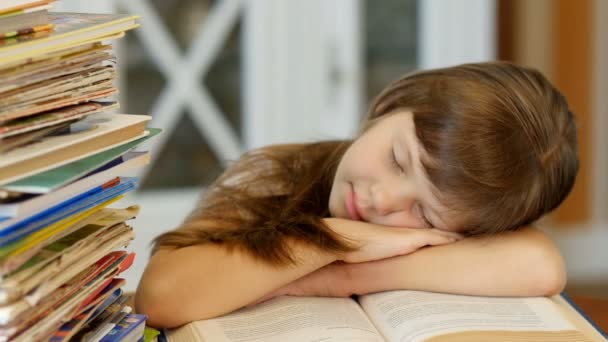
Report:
167,296,385,342
359,291,576,342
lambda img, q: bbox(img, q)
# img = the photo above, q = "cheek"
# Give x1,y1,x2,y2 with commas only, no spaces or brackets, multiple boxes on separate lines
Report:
328,188,340,217
341,155,381,181
328,174,346,217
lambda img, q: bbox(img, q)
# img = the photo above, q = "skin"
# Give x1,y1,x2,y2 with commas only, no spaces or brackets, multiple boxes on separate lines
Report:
135,111,567,328
258,227,565,302
329,111,461,231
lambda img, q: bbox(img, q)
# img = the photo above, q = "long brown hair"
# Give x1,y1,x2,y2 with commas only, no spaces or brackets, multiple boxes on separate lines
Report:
367,62,578,235
153,141,356,265
153,61,578,264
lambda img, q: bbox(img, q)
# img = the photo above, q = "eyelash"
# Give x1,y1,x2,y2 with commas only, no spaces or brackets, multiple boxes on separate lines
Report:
391,149,404,173
416,202,433,228
390,149,433,228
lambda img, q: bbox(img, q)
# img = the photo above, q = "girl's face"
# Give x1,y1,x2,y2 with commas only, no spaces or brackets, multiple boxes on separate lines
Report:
329,111,459,232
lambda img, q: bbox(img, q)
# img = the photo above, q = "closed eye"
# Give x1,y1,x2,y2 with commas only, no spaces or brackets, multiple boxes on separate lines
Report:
391,148,405,173
415,202,434,228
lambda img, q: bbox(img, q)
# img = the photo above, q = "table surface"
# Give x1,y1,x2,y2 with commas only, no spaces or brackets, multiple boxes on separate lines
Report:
571,295,608,335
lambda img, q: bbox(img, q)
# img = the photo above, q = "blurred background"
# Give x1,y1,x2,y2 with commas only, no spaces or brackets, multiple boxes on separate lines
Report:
55,0,607,296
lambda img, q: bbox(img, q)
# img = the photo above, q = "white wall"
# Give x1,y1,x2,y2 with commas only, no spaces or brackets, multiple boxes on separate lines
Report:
418,0,496,69
544,224,608,283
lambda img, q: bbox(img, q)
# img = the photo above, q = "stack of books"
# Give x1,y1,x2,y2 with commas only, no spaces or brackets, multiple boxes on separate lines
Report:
0,1,54,41
0,11,155,342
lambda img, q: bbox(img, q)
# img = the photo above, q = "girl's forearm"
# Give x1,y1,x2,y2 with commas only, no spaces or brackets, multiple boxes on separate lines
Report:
135,217,460,328
349,227,566,297
135,240,337,328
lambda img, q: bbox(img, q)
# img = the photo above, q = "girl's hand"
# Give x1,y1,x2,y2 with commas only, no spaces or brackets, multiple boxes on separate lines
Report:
324,218,462,264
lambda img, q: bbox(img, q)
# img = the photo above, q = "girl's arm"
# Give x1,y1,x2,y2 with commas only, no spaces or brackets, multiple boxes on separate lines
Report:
135,238,335,328
351,227,566,297
266,227,565,299
134,218,459,328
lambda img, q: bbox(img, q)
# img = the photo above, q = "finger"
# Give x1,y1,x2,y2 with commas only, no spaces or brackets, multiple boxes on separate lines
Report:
418,231,459,247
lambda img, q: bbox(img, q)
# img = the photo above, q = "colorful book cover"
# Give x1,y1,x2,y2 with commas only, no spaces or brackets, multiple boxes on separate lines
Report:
0,177,137,245
0,102,118,138
0,65,116,108
2,128,160,193
84,288,124,325
76,292,131,340
0,206,138,275
0,113,150,184
0,12,139,65
0,150,148,220
0,272,126,333
0,28,50,48
0,176,121,221
6,266,126,340
0,232,130,310
50,284,126,342
0,78,116,122
144,327,161,342
0,199,123,276
78,253,134,311
99,314,147,342
2,23,53,39
0,43,112,93
0,236,133,327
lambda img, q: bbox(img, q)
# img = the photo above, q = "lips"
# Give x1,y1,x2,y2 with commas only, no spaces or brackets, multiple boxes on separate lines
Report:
346,184,363,221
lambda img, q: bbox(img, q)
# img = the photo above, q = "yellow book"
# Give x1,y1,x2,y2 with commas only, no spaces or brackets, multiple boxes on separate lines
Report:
0,12,139,67
0,0,54,16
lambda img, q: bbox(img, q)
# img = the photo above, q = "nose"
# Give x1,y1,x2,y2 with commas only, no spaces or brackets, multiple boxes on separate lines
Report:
370,183,415,216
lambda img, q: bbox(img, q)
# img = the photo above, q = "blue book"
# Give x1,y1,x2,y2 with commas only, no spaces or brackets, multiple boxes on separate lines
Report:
99,314,147,342
0,177,137,246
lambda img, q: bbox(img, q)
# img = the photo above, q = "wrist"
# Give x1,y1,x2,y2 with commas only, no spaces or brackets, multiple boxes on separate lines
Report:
347,258,403,295
325,261,358,297
322,217,360,262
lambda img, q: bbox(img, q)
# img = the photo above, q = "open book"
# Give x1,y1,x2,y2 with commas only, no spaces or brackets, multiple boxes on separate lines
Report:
165,291,607,342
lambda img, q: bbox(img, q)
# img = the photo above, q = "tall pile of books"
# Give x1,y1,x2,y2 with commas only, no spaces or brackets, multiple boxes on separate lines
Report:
0,3,156,341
